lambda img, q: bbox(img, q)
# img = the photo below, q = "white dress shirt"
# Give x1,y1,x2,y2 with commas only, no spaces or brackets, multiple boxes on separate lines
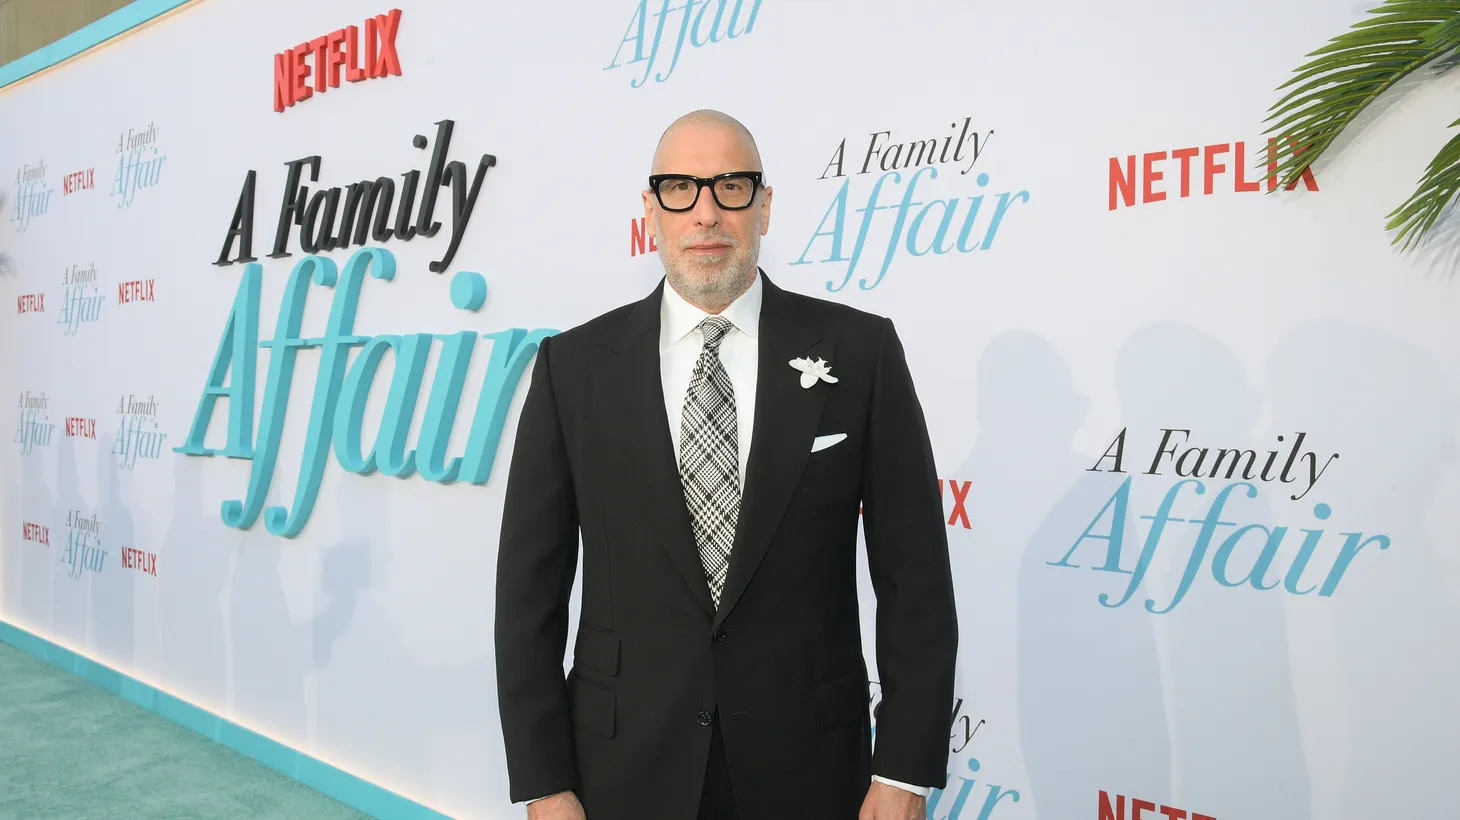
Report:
525,274,931,803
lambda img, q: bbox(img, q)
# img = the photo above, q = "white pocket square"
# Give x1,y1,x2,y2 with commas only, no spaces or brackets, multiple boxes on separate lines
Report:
810,433,847,453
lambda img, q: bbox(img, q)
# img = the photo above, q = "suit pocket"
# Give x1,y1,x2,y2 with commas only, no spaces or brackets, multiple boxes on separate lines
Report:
802,434,860,477
814,667,869,729
574,623,621,677
569,674,617,738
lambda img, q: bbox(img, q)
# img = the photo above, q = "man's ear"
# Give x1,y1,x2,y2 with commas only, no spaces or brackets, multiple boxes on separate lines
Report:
760,186,773,236
641,190,656,238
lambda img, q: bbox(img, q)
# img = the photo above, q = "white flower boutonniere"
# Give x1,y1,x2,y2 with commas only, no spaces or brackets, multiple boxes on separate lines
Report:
789,357,839,389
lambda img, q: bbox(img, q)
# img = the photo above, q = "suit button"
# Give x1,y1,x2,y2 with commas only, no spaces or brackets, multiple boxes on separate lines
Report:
697,711,713,726
712,628,727,642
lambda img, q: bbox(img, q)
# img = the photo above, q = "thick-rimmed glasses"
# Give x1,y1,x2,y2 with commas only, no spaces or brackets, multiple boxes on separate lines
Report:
648,171,764,212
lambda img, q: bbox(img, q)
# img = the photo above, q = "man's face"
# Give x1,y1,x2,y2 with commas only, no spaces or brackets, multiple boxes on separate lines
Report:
643,123,773,310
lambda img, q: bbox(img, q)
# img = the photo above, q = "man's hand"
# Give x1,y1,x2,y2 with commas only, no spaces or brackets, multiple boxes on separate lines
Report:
859,781,927,820
526,791,586,819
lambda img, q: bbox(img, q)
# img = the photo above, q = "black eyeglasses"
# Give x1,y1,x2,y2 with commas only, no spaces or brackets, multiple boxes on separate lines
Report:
648,171,764,212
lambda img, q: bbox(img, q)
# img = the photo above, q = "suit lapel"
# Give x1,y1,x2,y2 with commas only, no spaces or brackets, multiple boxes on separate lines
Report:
713,274,833,630
591,280,716,618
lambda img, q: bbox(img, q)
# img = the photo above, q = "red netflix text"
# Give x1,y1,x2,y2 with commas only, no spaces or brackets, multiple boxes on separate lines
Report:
16,293,44,314
118,279,156,304
940,479,972,530
23,522,49,546
121,547,157,577
65,417,97,439
861,479,972,528
63,168,94,196
1099,791,1215,820
274,8,402,113
1109,139,1319,210
630,216,659,257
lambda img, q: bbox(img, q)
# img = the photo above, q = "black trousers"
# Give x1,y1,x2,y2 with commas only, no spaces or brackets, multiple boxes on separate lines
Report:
697,713,739,820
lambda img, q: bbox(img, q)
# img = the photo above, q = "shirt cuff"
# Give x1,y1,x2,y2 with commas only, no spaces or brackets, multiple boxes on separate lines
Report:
873,775,933,798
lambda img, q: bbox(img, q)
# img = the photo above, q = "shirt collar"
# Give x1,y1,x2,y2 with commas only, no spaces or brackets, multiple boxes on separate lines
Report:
659,271,762,352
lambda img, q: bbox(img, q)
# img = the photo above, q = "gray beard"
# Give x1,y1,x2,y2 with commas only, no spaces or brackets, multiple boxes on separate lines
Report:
655,214,761,312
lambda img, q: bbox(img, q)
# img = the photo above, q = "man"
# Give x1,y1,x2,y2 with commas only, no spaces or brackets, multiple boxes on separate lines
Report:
495,110,958,820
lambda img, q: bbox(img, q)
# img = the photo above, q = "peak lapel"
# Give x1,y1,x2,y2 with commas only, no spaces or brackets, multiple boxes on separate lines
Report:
591,279,716,618
714,275,834,630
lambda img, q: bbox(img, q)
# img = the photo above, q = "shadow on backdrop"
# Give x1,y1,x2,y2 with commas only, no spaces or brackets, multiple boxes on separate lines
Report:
310,473,499,806
1268,319,1460,820
159,454,229,707
229,497,308,746
1001,332,1172,819
90,431,136,669
1116,323,1311,820
946,331,1091,802
50,434,88,646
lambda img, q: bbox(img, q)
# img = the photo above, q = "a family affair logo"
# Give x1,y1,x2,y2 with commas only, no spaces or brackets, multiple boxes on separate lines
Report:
191,119,554,538
63,166,95,196
273,8,402,113
10,159,52,232
120,546,158,577
15,391,54,455
114,394,166,470
57,263,104,337
1100,791,1216,820
111,122,166,209
792,117,1029,292
60,509,105,580
23,521,50,547
870,683,1018,819
606,0,763,87
213,119,491,274
1108,137,1319,210
1047,428,1385,614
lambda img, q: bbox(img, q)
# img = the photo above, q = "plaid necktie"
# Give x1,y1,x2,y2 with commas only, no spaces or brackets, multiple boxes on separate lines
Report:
677,316,740,609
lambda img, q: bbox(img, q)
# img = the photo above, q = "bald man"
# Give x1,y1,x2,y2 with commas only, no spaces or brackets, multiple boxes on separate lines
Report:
495,110,958,820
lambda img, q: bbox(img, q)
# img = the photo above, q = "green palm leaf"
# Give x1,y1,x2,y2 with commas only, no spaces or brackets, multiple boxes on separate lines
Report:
1264,1,1460,249
1386,118,1460,249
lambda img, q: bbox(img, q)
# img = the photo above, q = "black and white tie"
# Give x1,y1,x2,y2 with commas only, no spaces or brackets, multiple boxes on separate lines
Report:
678,316,740,609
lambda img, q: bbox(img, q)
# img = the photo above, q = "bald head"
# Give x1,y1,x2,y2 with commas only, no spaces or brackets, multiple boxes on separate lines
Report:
650,109,764,178
642,109,773,312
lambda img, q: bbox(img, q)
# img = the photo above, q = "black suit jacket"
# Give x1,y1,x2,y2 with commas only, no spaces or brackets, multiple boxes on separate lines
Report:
495,272,958,819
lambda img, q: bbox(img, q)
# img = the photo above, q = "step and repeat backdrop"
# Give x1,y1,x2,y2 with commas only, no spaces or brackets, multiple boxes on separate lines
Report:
3,0,1459,817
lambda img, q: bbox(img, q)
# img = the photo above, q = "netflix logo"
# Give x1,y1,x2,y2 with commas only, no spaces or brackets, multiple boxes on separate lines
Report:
1099,791,1214,820
16,293,44,314
63,168,94,196
22,522,49,546
861,478,972,529
118,279,156,305
120,547,157,577
940,478,971,530
64,417,97,439
274,8,403,113
1108,138,1319,210
630,216,658,257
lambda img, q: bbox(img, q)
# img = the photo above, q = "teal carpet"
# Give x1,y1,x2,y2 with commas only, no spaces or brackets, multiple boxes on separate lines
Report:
0,641,372,819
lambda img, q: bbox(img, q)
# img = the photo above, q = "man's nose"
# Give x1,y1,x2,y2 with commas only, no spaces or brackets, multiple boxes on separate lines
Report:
690,184,723,226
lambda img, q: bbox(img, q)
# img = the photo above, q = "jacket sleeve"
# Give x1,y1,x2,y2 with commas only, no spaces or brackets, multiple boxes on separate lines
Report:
495,333,582,803
860,317,960,787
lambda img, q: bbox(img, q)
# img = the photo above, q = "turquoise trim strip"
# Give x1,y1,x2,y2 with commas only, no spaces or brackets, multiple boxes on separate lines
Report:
0,0,198,89
0,619,458,820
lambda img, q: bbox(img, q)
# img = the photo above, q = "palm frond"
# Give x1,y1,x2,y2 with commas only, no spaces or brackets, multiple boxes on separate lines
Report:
1262,1,1460,193
1386,117,1460,250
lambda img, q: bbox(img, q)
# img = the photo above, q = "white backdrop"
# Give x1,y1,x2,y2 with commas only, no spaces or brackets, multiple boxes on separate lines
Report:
3,0,1459,818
